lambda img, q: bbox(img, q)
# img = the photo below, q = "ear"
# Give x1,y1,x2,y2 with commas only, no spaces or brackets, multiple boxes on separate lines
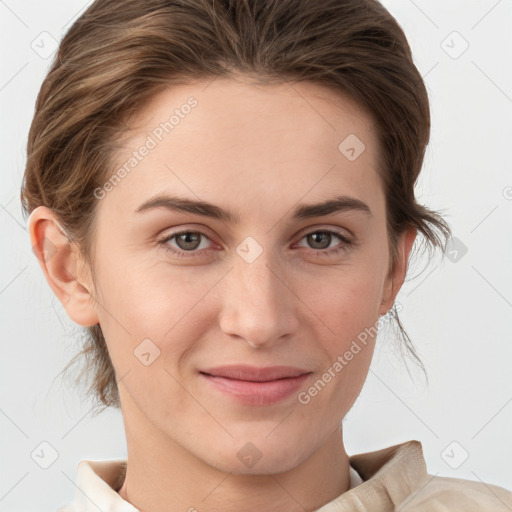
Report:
28,206,100,326
379,227,417,316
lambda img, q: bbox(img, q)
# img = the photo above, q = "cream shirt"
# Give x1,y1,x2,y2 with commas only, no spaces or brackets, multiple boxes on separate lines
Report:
56,440,512,511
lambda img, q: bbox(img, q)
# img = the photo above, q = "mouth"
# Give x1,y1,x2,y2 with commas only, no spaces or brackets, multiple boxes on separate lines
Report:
199,364,311,382
200,372,302,381
198,366,312,405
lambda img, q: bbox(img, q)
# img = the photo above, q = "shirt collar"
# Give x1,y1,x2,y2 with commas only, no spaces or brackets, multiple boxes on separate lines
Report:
69,458,137,512
317,439,428,510
65,440,426,512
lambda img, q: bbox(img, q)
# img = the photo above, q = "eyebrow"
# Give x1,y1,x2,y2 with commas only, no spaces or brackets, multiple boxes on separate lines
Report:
135,193,373,222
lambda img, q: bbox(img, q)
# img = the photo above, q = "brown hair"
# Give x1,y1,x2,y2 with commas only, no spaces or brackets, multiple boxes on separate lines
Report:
21,0,451,414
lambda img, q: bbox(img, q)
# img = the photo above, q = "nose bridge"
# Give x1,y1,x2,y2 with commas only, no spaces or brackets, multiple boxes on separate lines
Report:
239,255,278,301
234,232,280,290
234,240,284,312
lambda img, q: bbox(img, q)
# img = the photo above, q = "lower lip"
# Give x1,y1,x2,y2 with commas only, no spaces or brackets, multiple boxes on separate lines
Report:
199,372,312,406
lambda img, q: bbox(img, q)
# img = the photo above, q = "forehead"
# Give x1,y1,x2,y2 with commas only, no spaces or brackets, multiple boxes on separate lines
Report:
101,77,384,219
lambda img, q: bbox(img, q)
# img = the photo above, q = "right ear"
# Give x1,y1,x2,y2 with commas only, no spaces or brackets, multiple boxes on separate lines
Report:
28,206,100,326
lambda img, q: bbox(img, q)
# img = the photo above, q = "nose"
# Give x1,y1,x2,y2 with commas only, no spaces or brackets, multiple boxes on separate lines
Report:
218,251,298,349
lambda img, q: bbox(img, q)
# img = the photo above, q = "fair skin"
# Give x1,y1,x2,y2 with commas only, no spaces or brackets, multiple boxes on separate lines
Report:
29,77,416,512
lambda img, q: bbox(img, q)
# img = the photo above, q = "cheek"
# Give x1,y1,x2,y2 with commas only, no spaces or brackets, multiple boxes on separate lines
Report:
318,260,385,336
310,258,385,385
303,294,378,418
93,255,218,367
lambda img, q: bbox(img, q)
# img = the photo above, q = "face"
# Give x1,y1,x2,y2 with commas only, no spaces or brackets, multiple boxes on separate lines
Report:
38,77,414,475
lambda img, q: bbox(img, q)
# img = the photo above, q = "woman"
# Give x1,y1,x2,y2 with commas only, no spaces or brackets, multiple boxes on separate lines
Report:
21,0,512,510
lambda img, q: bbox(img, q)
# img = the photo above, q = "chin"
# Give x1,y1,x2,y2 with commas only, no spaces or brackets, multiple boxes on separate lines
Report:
203,436,309,476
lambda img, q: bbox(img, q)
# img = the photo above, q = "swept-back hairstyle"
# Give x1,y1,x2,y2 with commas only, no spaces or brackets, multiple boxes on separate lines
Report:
21,0,451,413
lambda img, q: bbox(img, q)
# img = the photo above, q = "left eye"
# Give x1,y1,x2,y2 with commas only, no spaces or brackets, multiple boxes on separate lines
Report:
158,231,212,257
157,229,352,258
296,231,352,252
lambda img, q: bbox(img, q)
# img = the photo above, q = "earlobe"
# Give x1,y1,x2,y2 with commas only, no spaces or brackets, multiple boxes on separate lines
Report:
28,206,100,326
379,227,417,316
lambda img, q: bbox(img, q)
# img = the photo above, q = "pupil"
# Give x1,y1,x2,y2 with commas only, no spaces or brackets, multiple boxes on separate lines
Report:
179,233,199,250
310,232,330,249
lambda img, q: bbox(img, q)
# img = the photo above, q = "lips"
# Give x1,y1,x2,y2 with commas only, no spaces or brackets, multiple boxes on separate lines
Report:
199,364,310,382
199,365,313,405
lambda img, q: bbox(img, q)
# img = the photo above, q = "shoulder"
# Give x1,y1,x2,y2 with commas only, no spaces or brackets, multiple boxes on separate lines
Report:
350,440,512,511
398,473,512,511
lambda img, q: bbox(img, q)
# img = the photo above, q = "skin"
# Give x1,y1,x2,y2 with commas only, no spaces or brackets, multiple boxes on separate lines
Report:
29,76,416,512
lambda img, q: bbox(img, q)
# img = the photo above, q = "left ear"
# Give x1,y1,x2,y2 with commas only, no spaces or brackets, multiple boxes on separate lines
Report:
379,227,417,316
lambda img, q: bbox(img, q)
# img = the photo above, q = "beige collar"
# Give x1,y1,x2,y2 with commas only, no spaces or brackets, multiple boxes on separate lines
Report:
66,440,427,512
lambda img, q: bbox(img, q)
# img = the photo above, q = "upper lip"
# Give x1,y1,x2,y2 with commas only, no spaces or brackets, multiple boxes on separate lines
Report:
200,365,311,382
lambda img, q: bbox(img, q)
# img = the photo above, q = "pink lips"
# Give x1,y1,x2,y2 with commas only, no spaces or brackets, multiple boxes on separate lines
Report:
199,364,312,405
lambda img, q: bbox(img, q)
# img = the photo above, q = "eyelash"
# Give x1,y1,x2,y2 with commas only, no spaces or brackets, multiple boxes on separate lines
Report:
157,229,353,259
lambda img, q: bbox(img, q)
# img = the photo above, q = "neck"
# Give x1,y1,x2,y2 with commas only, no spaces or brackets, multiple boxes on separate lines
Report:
117,392,351,512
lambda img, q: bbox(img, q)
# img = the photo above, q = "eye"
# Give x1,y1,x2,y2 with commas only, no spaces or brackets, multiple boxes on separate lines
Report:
296,230,353,256
157,228,353,259
157,230,213,258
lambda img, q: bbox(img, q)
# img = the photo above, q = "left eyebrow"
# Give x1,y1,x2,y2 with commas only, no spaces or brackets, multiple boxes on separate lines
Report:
134,193,373,223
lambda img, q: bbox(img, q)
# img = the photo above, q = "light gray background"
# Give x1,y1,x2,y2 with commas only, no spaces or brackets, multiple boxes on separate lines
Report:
1,1,511,511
